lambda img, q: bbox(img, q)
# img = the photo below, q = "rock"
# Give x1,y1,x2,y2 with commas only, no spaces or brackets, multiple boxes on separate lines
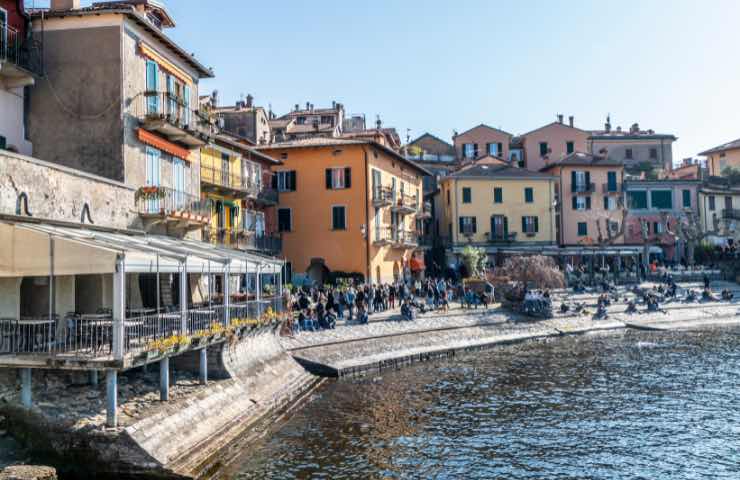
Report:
0,465,57,480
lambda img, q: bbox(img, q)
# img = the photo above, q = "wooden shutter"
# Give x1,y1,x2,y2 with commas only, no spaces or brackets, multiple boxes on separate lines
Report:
472,217,477,233
459,217,464,233
326,169,333,189
585,171,591,188
503,216,508,235
534,216,539,233
521,216,526,233
586,196,592,210
497,143,503,155
572,196,577,210
272,174,278,189
345,167,351,188
571,171,577,192
603,196,609,210
290,171,297,191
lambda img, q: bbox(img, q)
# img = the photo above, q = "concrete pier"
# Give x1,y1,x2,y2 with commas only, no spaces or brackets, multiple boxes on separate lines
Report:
20,368,32,408
199,348,208,385
159,358,169,401
106,370,117,428
89,370,99,386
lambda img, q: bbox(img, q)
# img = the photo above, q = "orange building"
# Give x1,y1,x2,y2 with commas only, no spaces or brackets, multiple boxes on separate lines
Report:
258,138,430,285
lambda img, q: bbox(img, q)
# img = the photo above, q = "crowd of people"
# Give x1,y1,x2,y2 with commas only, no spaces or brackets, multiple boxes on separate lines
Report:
282,277,465,335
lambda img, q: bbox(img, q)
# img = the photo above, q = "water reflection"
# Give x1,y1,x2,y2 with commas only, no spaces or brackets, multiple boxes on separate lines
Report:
233,329,740,479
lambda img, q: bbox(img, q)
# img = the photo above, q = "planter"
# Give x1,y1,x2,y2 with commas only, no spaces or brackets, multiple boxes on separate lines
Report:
145,350,160,362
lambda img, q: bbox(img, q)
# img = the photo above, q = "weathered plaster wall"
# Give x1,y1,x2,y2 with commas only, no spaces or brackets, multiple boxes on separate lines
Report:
0,87,33,156
0,278,21,319
0,150,136,229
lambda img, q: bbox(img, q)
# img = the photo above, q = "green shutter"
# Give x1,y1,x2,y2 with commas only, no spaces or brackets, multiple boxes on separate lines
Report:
326,169,332,189
534,216,539,233
586,197,591,210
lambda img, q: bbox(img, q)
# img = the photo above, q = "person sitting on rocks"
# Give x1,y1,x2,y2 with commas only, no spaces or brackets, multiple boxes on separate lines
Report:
685,289,698,303
702,288,718,302
594,300,608,320
560,302,570,313
401,299,416,321
626,299,638,314
722,289,734,301
646,294,665,313
356,303,369,325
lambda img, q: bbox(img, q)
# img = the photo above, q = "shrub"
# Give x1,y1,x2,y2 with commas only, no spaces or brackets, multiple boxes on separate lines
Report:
496,255,565,289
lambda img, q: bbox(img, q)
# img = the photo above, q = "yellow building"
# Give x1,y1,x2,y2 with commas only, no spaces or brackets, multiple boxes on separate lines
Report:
258,138,429,284
700,138,740,176
438,162,557,260
200,134,281,254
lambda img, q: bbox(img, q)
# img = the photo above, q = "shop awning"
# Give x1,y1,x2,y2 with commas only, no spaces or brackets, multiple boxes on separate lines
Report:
0,218,283,277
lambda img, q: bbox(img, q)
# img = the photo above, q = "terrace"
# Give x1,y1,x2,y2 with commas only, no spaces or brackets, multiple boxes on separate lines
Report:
0,24,43,86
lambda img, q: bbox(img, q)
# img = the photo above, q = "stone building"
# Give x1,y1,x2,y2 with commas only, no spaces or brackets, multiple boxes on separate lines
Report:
269,101,345,142
214,94,272,145
26,0,214,237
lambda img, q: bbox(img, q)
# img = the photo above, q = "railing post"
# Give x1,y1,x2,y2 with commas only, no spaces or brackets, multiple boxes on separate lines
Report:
112,254,126,360
199,348,208,386
106,370,118,428
180,258,188,334
223,262,231,326
20,368,32,409
160,357,169,401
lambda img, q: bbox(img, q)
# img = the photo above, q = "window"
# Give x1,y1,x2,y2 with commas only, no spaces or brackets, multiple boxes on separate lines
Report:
462,187,472,203
320,115,334,125
459,216,477,235
566,141,575,154
650,190,673,210
487,142,503,156
609,221,619,234
522,216,539,235
463,143,478,159
709,195,716,211
494,187,503,204
277,208,292,232
682,189,691,208
539,142,549,157
572,170,590,192
607,171,618,191
653,222,664,234
491,215,507,237
145,60,159,113
725,196,733,210
524,187,534,203
627,191,648,209
625,148,633,160
326,167,351,189
332,206,347,230
275,171,297,192
572,195,590,210
649,147,658,160
577,222,588,236
603,196,617,211
296,116,306,125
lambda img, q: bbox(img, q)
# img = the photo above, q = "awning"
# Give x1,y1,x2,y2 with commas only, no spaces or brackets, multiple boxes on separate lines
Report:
0,218,283,277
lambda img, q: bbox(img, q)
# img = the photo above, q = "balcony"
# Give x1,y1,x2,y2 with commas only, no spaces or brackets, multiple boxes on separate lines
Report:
372,186,393,207
416,201,432,219
418,234,434,249
201,165,255,197
0,25,43,86
135,186,211,229
372,226,393,246
571,182,596,194
390,193,418,215
722,209,740,221
487,231,517,243
136,92,213,148
206,228,282,255
392,229,418,249
254,187,278,206
602,183,622,194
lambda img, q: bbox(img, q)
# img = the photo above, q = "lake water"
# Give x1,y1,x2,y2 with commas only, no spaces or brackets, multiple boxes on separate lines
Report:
230,329,740,479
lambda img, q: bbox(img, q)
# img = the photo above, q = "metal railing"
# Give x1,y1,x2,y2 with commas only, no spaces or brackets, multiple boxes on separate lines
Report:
602,183,622,193
571,182,596,193
136,91,213,137
372,185,393,206
0,24,43,76
487,231,517,242
136,186,212,220
201,165,261,194
391,192,419,213
205,228,282,254
722,209,740,220
392,229,418,247
256,187,278,205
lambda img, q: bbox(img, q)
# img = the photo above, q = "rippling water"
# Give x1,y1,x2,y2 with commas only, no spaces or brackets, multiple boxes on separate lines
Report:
230,329,740,479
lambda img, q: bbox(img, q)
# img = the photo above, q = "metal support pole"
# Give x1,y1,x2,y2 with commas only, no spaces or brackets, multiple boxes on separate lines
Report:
159,357,169,401
48,236,55,352
112,254,126,361
106,370,118,428
89,370,99,386
180,259,188,334
156,254,160,314
223,262,231,326
199,347,208,385
20,368,32,409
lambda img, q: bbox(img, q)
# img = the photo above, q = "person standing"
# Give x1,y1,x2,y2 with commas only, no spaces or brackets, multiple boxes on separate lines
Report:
345,287,356,321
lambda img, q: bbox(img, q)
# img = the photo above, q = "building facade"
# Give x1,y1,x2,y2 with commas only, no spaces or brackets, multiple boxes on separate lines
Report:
269,101,345,142
27,0,214,237
453,124,512,162
258,138,428,285
699,138,740,176
623,179,700,262
698,179,740,246
522,116,589,173
589,118,676,174
543,152,625,246
0,0,41,156
438,163,557,261
215,95,272,145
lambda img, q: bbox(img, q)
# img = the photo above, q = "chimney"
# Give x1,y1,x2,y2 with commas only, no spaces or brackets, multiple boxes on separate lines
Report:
630,123,639,134
616,126,622,133
51,0,80,10
557,114,564,124
245,94,253,108
332,101,336,109
605,115,611,133
235,100,245,109
306,102,310,111
294,104,299,112
568,116,574,128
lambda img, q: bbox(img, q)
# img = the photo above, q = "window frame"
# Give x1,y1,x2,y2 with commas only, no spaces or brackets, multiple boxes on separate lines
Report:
577,222,588,236
493,187,503,204
331,205,347,231
277,208,292,232
462,187,472,204
524,187,534,203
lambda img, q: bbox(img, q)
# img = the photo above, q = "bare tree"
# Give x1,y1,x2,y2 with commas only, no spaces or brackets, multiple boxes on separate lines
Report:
672,210,717,266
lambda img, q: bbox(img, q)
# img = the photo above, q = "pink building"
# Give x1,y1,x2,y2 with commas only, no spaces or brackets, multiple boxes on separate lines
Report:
453,124,513,162
522,115,589,172
542,152,625,246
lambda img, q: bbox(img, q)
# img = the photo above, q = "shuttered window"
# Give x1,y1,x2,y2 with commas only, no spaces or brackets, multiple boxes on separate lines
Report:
277,208,292,232
494,187,503,203
326,167,352,189
332,206,347,230
462,187,472,203
524,187,534,203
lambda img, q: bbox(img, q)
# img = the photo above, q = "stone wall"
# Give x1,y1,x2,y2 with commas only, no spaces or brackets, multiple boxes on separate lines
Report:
0,150,137,230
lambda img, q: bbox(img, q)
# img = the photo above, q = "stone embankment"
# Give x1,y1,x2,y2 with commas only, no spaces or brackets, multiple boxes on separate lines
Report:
0,466,57,480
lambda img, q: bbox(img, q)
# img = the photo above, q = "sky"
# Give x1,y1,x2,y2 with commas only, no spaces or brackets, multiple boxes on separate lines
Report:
35,0,740,162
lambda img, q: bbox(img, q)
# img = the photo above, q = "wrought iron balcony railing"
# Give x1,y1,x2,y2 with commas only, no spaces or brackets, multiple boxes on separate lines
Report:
602,183,622,194
135,186,211,222
571,182,596,193
135,91,214,147
0,24,43,77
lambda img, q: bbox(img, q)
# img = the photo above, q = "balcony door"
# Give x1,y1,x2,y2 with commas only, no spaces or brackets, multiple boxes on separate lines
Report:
145,146,161,213
221,153,230,187
172,157,185,210
0,8,7,61
491,215,507,239
145,60,159,114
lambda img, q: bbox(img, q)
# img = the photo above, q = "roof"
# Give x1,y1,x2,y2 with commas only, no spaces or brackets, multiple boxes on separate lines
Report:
267,119,293,129
699,137,740,156
258,138,432,176
29,4,213,78
520,121,588,138
408,132,454,149
448,163,556,180
211,134,279,165
589,131,677,141
279,107,342,119
540,152,623,170
453,123,513,139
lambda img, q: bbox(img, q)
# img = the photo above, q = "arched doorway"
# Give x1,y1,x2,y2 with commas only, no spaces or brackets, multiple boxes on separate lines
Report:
392,262,400,282
307,258,330,286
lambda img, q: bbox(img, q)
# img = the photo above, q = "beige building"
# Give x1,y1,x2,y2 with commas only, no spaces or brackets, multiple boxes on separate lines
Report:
542,152,625,246
589,117,676,174
698,179,740,245
699,138,740,176
215,94,272,145
438,163,557,260
521,115,589,173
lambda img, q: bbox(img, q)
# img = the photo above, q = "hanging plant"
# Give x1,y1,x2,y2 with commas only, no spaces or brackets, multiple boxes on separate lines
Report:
135,186,167,202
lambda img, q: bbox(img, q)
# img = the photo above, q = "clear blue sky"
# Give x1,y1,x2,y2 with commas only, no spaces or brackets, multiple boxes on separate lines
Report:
38,0,740,162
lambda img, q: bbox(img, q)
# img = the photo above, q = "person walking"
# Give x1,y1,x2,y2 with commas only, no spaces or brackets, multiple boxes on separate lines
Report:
345,287,356,322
